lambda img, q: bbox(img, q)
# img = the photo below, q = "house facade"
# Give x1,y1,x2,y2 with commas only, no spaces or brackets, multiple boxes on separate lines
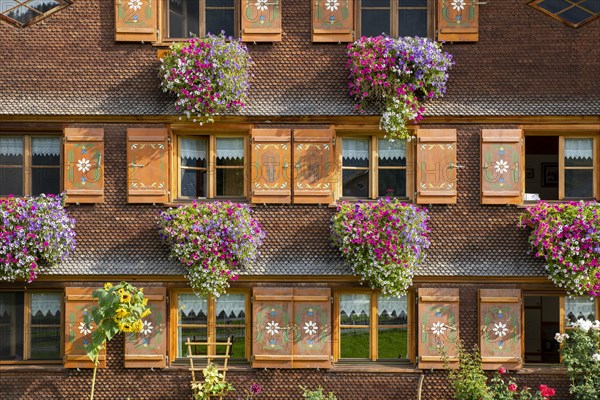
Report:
0,1,599,399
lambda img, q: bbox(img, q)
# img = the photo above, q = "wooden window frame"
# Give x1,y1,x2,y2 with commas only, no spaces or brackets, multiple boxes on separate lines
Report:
333,289,414,363
169,288,251,364
0,0,72,28
0,133,63,198
528,0,600,29
524,130,599,202
355,0,434,39
336,134,414,201
0,290,64,365
161,0,240,42
174,133,249,202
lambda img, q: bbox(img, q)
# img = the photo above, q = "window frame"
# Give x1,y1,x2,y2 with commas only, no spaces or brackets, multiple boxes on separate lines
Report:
336,134,414,201
0,289,64,365
169,288,251,364
0,0,72,28
174,133,249,202
333,289,415,363
528,0,600,28
0,133,63,198
355,0,434,39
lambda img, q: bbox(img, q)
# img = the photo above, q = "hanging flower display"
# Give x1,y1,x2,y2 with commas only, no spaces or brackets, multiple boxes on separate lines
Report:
0,193,76,283
159,33,251,125
158,201,265,297
347,36,453,141
331,198,430,296
519,201,600,297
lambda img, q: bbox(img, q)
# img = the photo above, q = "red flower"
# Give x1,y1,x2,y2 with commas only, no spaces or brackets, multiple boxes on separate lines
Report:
507,383,517,392
539,384,556,397
498,367,507,375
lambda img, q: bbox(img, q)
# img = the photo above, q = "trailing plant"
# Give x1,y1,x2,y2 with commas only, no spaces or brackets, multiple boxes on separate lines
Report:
191,363,235,400
556,319,600,399
347,35,453,141
519,201,600,297
241,383,262,399
489,368,556,400
300,386,337,400
446,342,490,400
84,281,151,400
158,201,265,297
159,33,251,125
0,193,76,283
331,197,430,297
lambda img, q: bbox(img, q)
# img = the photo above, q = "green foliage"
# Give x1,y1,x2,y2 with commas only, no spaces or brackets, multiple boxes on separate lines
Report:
192,363,235,400
446,343,491,400
489,371,555,400
300,386,337,400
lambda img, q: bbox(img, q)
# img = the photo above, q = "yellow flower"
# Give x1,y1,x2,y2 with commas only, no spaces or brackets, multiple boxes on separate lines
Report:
139,288,143,293
115,308,129,318
134,320,143,333
104,282,113,291
142,298,149,306
118,288,125,295
141,308,151,318
121,323,132,332
120,292,131,303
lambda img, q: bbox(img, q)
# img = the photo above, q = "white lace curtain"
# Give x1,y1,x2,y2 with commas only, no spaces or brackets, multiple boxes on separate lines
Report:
565,297,596,320
564,138,593,160
378,139,406,160
0,136,23,156
342,138,369,160
378,296,408,318
216,294,246,318
216,138,244,160
180,138,207,161
31,293,61,316
179,294,208,317
340,294,371,316
32,137,61,157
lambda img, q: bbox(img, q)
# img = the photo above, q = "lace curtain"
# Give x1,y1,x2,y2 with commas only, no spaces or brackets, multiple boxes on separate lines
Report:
179,294,208,317
0,136,23,156
180,138,207,161
216,138,244,160
32,137,61,157
565,296,596,321
340,294,371,316
378,139,406,160
378,296,408,317
216,294,246,318
31,293,62,316
342,138,369,160
564,138,593,160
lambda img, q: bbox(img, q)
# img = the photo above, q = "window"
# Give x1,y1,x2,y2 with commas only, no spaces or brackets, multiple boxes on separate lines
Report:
0,135,62,197
525,134,598,201
524,295,597,363
358,0,429,38
340,136,411,199
177,135,246,200
529,0,600,28
0,291,62,363
171,290,249,361
165,0,238,39
0,0,71,27
336,291,410,361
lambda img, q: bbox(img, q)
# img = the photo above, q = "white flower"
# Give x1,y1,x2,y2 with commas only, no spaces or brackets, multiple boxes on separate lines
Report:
493,322,508,337
303,321,318,336
79,322,92,335
128,0,142,11
592,354,600,362
554,332,569,343
573,318,593,333
141,320,153,335
494,159,509,174
255,0,268,12
592,320,600,331
431,322,446,336
325,0,339,12
77,158,91,173
451,0,465,11
266,321,280,336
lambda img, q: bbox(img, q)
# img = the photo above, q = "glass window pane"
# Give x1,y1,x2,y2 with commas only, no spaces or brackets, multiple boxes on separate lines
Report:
0,167,23,196
206,8,235,37
180,169,207,198
378,295,408,325
0,136,23,165
559,6,592,24
378,327,408,359
340,294,370,324
216,294,246,323
378,139,406,167
564,138,594,167
217,168,244,197
582,0,600,13
31,137,60,166
361,9,390,37
179,327,208,357
169,0,199,38
32,168,60,195
341,328,370,358
342,169,369,198
399,0,427,6
216,138,244,166
179,294,208,325
363,0,391,6
343,139,369,167
398,9,428,37
378,169,406,197
565,296,596,325
538,0,571,14
564,169,594,198
30,292,62,360
0,292,24,361
377,295,408,360
216,326,246,359
180,138,207,168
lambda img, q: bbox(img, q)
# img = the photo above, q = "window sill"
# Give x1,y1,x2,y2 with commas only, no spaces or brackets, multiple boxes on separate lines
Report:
165,198,250,207
168,362,253,372
0,364,66,372
330,361,419,374
516,365,567,375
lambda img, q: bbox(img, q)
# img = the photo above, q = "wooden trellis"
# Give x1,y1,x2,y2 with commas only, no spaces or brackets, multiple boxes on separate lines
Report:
187,337,232,400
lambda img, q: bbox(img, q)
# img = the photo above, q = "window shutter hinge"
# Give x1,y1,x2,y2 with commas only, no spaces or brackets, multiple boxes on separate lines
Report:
166,295,169,304
330,296,333,305
167,136,171,145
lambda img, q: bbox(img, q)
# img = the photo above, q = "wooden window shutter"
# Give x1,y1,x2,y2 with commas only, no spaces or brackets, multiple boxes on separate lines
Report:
479,289,523,370
292,129,335,204
292,288,332,369
417,288,459,369
63,128,104,204
252,287,294,368
251,129,292,204
416,129,457,204
114,0,157,42
437,0,479,42
64,287,106,369
127,128,169,204
124,287,167,368
241,0,282,42
312,0,354,42
481,129,523,205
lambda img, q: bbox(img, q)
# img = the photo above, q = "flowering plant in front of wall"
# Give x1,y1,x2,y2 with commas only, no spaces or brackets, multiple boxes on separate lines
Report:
519,201,600,297
331,197,430,297
347,35,454,141
0,193,76,283
159,32,251,125
158,201,265,297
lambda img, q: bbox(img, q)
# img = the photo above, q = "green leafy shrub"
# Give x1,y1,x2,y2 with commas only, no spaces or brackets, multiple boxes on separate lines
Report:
300,386,337,400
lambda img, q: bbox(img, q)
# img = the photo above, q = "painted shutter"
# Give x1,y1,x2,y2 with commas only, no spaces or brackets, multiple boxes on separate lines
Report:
312,0,354,42
251,129,292,204
479,289,523,370
124,287,167,368
417,288,459,369
293,129,335,204
416,129,457,204
292,288,332,369
437,0,479,42
241,0,282,42
63,128,104,204
252,287,294,368
127,128,169,204
481,129,523,205
115,0,157,42
64,287,106,369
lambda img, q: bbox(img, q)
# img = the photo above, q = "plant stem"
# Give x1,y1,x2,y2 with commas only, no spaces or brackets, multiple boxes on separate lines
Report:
90,352,99,400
